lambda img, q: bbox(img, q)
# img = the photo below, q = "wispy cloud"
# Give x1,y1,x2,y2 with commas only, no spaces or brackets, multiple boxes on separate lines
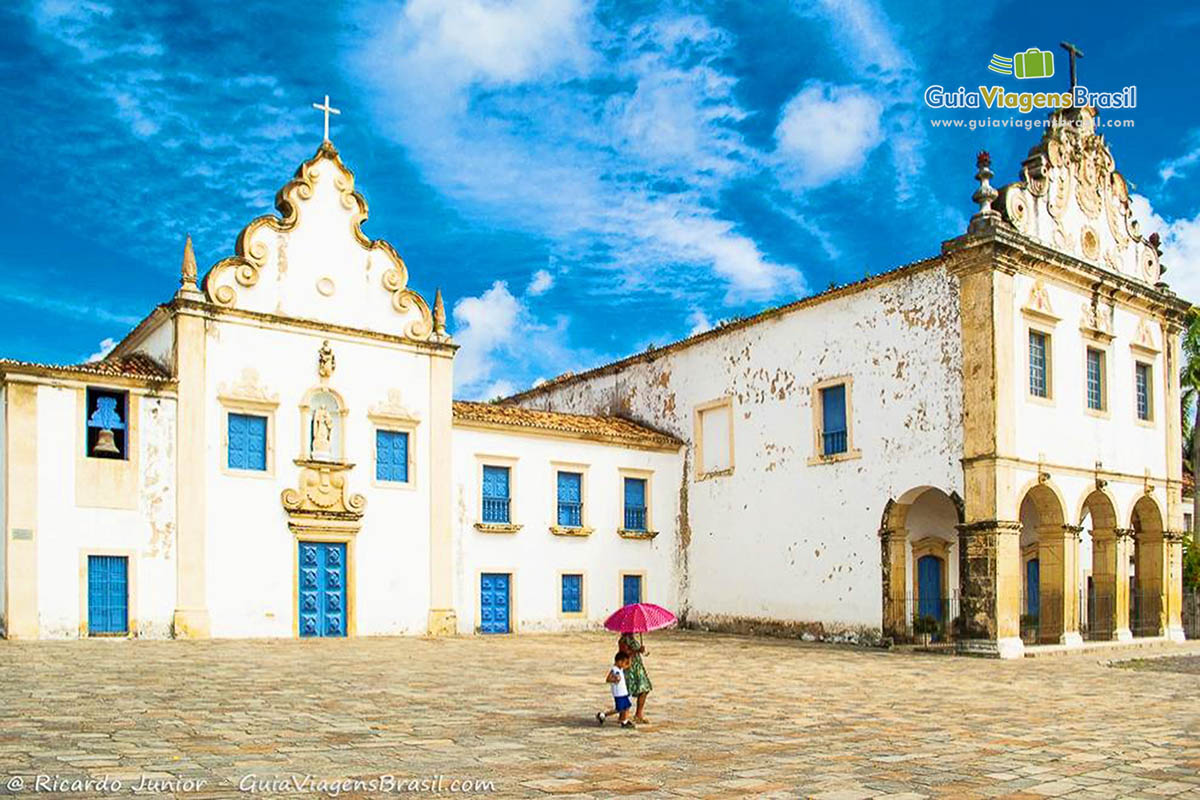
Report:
351,1,805,305
1159,129,1200,185
1131,194,1200,304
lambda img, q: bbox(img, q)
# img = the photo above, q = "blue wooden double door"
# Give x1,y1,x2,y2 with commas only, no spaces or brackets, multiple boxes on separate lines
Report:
87,555,128,635
480,573,511,634
298,542,347,637
916,555,943,622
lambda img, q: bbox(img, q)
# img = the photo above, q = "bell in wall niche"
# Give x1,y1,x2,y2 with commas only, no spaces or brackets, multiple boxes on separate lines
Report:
92,428,120,456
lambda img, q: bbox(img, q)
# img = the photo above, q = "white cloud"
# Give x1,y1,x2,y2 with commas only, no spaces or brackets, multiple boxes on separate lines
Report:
352,4,804,303
687,308,711,336
86,337,117,362
450,280,603,398
527,269,554,296
1159,130,1200,185
774,82,883,188
1131,194,1200,305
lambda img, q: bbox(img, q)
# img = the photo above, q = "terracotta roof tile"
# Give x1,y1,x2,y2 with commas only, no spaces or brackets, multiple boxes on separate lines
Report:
452,400,681,450
0,353,172,382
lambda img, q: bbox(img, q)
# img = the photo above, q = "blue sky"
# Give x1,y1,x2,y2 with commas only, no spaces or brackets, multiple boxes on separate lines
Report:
2,0,1199,398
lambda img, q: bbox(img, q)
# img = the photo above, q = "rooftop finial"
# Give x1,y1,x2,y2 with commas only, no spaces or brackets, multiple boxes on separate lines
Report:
969,151,1000,233
1059,41,1084,92
433,288,447,338
311,94,341,142
177,234,203,299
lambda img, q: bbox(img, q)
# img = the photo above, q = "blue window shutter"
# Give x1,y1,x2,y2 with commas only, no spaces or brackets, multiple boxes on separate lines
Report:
482,465,511,523
375,430,409,482
623,478,647,530
821,385,847,432
228,413,267,471
557,472,582,526
623,574,642,606
562,574,582,613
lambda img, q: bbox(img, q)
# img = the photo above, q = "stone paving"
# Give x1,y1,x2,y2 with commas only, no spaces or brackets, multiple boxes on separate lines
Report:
2,632,1200,799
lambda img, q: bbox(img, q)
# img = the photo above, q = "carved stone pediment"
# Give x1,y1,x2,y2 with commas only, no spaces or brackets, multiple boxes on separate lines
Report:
368,389,421,424
217,367,279,409
995,106,1162,284
281,461,365,522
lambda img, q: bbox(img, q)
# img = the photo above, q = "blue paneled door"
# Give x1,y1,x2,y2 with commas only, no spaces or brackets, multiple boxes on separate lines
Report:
87,555,128,635
1026,558,1040,617
480,573,511,633
298,542,347,638
623,574,643,606
916,555,943,622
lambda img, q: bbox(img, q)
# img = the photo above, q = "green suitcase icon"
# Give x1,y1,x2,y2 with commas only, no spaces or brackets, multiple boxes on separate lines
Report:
1013,48,1054,79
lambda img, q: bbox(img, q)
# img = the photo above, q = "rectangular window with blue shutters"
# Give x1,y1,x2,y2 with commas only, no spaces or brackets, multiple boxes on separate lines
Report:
622,573,643,606
1029,331,1049,398
480,573,511,633
623,477,647,530
557,471,582,527
1086,348,1104,411
561,573,583,614
481,465,511,523
227,413,267,471
87,555,128,635
375,429,410,483
820,384,848,455
1136,362,1152,421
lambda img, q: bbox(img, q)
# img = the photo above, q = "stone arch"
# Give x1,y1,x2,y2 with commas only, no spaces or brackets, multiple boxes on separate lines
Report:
1130,494,1166,637
1018,480,1079,645
1077,489,1122,640
879,486,961,641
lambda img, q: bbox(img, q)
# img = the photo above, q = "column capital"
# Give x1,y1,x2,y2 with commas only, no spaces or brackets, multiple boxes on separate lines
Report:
878,526,907,540
1114,527,1136,540
956,519,1022,536
1163,529,1186,543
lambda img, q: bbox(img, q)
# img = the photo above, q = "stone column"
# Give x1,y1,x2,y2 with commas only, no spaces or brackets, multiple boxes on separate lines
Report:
1165,530,1186,642
426,349,457,636
4,383,38,638
879,527,909,641
1091,528,1132,641
1134,529,1166,637
172,304,211,638
1037,524,1083,646
956,520,1023,658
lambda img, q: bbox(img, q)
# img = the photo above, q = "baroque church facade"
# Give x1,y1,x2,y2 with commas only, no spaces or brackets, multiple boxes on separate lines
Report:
0,105,1189,657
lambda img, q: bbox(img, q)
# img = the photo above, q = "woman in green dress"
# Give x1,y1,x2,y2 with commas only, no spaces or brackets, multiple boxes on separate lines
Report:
618,632,652,723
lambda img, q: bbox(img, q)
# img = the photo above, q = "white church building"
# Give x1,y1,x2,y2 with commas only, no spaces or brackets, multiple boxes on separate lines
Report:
0,104,1189,657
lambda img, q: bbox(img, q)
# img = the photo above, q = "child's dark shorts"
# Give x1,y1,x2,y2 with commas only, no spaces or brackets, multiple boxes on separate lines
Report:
614,695,632,712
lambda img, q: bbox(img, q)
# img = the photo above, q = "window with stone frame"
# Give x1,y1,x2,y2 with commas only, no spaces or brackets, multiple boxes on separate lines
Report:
1135,362,1152,421
1085,348,1106,411
1029,330,1050,398
85,387,129,460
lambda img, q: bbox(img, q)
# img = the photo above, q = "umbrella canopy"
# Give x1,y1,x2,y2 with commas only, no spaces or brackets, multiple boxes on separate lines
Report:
604,603,677,633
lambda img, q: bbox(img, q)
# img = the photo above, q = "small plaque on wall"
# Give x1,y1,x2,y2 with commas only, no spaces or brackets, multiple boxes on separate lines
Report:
11,528,33,541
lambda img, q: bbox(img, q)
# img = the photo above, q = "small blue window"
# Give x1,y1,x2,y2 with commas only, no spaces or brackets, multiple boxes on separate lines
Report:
375,430,410,483
623,477,647,530
227,413,267,471
1135,362,1152,421
561,574,582,614
557,472,582,527
482,465,511,523
622,574,643,606
820,384,848,455
1086,348,1104,411
1030,331,1049,398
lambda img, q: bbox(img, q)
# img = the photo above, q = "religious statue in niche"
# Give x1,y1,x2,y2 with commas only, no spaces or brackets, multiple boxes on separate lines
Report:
311,407,334,459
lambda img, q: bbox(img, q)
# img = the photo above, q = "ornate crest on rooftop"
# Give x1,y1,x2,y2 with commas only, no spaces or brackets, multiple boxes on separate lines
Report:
983,106,1161,285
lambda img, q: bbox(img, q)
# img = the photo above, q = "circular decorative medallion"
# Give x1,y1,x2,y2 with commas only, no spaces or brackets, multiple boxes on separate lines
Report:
316,276,336,296
1081,227,1100,261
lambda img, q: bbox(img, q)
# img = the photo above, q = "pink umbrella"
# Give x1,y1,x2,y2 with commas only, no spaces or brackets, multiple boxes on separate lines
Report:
604,603,677,633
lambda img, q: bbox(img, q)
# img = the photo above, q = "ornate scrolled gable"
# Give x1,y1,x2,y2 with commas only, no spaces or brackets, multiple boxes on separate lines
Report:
993,107,1162,285
202,141,434,341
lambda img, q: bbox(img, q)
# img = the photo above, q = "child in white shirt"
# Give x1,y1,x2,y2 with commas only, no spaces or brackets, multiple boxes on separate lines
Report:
596,651,635,728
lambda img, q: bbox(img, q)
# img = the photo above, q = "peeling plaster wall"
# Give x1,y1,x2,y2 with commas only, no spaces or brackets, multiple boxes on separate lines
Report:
139,316,176,374
517,265,964,629
203,319,433,637
35,386,177,638
450,426,681,633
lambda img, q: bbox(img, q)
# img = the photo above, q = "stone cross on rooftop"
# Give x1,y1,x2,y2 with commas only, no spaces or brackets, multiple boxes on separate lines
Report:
311,94,341,142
